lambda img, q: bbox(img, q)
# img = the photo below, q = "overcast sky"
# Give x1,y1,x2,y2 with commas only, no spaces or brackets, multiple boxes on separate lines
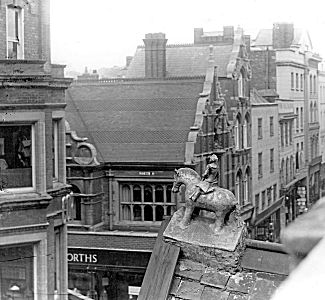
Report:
50,0,325,73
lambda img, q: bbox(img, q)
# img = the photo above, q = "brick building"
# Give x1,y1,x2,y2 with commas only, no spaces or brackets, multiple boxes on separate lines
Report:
0,0,71,299
250,23,322,224
64,28,252,299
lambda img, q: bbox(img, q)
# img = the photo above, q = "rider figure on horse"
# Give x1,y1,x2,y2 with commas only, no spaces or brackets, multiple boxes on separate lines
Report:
190,154,220,202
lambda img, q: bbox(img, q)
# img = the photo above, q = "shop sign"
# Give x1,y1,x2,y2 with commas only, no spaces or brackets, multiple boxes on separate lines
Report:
67,252,98,264
68,248,151,267
138,171,155,176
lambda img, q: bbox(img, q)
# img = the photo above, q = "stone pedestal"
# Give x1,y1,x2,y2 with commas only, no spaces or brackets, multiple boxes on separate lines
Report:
163,207,247,273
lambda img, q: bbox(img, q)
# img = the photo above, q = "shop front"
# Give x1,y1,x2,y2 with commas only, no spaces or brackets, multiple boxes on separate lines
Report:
0,244,34,300
68,248,151,300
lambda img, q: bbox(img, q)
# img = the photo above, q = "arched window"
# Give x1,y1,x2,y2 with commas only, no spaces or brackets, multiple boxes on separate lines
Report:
144,185,152,202
155,206,164,221
133,185,141,202
70,184,82,221
155,185,164,203
243,117,248,148
144,205,153,221
166,185,172,203
122,185,131,202
133,205,142,221
310,102,313,122
238,71,244,98
234,116,241,150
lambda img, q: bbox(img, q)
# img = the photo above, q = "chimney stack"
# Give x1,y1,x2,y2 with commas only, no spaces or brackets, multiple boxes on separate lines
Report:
223,26,234,41
194,28,204,44
126,56,133,68
272,23,294,49
143,33,167,79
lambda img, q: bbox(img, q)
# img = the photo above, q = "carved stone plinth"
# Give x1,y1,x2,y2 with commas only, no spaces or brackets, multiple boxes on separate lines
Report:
163,207,247,273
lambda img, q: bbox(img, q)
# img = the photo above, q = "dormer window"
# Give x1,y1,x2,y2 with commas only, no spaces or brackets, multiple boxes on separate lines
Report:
7,6,24,59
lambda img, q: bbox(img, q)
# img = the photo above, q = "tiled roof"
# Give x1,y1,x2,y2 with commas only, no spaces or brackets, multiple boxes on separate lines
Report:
126,44,233,78
170,258,286,300
250,89,272,105
66,79,204,163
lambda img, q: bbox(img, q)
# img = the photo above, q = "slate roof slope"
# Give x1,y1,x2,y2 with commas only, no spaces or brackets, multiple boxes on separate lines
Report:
66,78,204,163
126,44,233,78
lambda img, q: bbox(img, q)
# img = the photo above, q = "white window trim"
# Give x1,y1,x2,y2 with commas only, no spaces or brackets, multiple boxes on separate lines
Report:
6,5,24,59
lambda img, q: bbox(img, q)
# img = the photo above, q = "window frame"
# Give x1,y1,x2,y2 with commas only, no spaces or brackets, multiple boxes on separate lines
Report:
6,5,24,59
269,116,274,137
270,148,274,173
119,181,176,223
0,123,35,193
258,152,263,178
258,118,263,139
52,120,59,181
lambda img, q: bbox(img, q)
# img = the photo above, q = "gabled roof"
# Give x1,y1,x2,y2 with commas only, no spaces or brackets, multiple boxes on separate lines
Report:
66,78,205,164
126,44,234,78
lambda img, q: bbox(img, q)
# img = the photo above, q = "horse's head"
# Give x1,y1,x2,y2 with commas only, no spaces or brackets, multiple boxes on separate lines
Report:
172,169,182,193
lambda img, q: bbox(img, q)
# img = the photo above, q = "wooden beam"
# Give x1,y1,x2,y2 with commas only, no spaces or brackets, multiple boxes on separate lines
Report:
138,217,180,300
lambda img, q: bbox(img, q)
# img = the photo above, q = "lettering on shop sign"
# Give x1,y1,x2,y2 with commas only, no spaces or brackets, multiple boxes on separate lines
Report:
67,253,98,263
139,171,155,176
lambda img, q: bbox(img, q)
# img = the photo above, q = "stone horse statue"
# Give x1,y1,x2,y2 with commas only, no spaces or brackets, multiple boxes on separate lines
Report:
172,168,241,232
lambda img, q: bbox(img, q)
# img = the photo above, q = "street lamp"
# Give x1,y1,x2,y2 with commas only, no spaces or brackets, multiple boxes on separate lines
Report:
9,284,20,300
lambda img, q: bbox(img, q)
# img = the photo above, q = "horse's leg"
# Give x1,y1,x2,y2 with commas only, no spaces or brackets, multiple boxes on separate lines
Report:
213,210,223,232
180,202,194,228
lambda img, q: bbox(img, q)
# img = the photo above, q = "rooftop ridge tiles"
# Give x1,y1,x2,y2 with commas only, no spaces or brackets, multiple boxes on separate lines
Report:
73,75,205,85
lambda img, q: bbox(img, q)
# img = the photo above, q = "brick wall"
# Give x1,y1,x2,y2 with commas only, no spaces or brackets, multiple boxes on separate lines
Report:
0,0,50,61
250,50,276,90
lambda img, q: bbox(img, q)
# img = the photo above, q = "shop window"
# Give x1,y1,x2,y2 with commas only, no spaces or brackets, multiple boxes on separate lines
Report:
120,183,175,222
0,244,34,299
6,6,24,59
0,125,34,190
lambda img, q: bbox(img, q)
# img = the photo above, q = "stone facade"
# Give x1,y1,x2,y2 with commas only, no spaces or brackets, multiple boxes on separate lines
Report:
0,0,71,299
